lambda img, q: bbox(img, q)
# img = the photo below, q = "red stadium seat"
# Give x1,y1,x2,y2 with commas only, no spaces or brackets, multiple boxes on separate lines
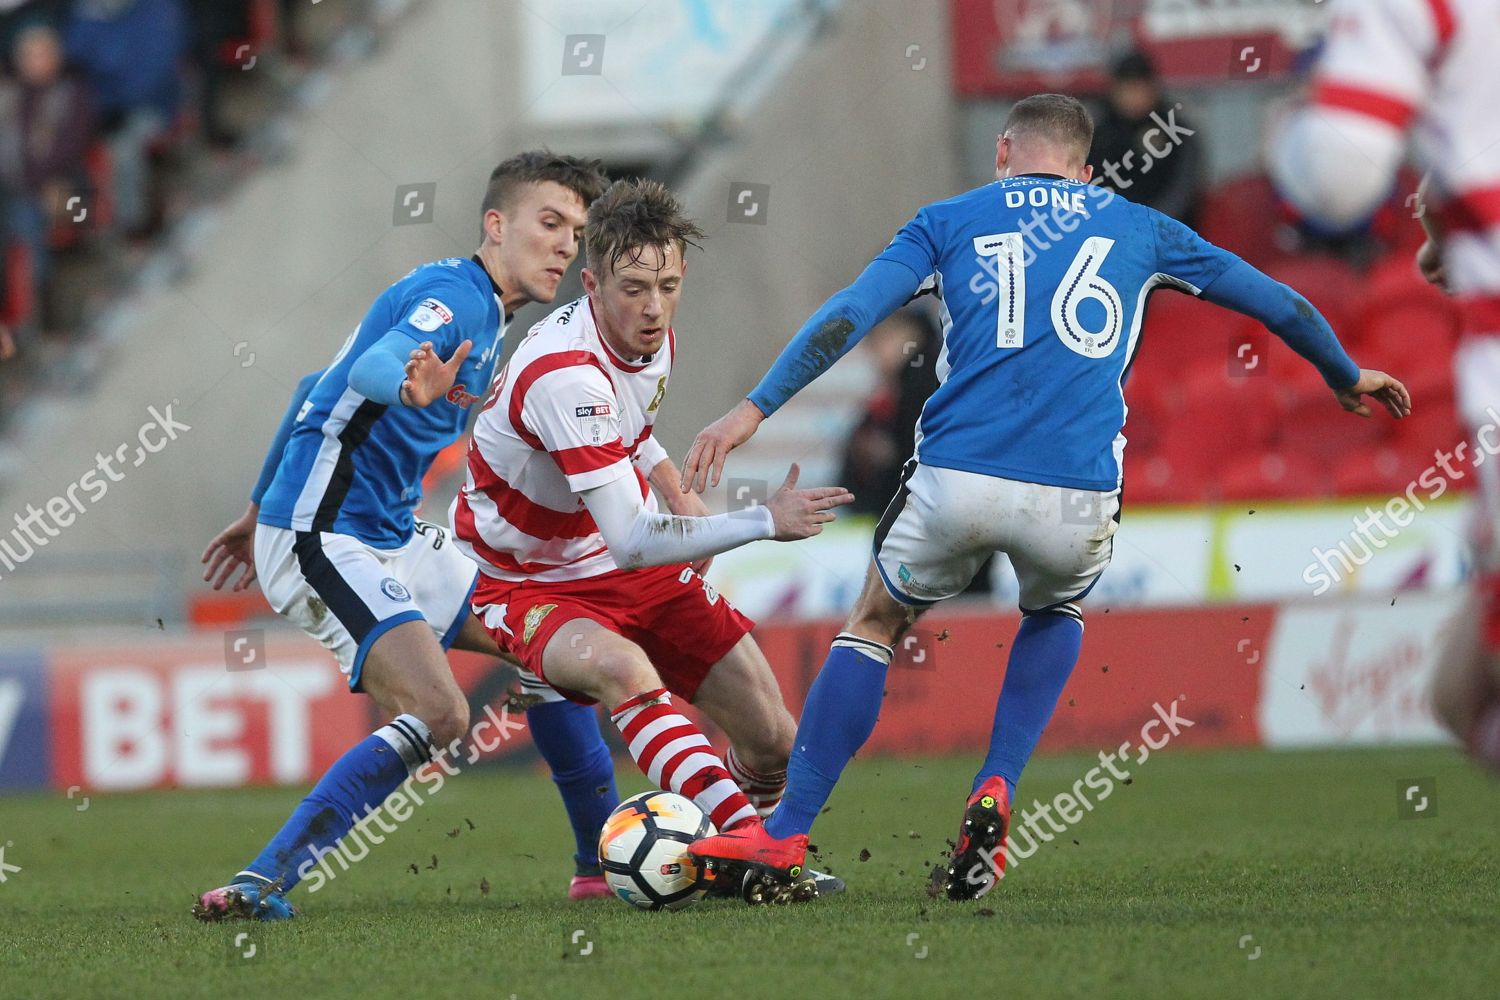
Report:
1276,391,1390,466
1331,446,1416,497
1197,174,1296,270
1271,352,1330,407
1215,449,1329,501
1135,289,1257,412
1364,254,1440,310
1124,449,1204,505
1391,401,1464,455
1369,167,1429,257
217,0,280,67
1264,255,1362,341
49,143,114,249
1357,298,1460,376
2,241,32,328
1179,356,1279,449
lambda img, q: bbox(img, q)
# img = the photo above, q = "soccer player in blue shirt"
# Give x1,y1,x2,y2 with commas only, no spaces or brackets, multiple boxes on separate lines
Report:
194,152,627,920
682,94,1411,901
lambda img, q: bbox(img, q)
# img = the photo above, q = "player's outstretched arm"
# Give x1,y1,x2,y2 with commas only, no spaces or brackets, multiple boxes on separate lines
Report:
201,502,260,592
761,463,856,540
682,257,921,493
1335,369,1412,420
1197,259,1411,420
681,399,767,496
400,338,471,406
644,452,715,576
1413,175,1449,292
203,369,324,592
582,463,852,570
347,331,471,408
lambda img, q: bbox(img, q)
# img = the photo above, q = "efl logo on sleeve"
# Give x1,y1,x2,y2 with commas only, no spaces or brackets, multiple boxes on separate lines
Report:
408,298,454,333
575,403,613,445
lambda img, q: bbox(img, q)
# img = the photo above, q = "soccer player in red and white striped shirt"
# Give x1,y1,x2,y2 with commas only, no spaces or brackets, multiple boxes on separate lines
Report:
1271,0,1500,772
448,180,852,856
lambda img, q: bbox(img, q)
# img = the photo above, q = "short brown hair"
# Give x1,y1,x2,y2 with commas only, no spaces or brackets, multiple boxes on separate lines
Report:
1003,94,1095,162
481,150,609,217
585,179,704,275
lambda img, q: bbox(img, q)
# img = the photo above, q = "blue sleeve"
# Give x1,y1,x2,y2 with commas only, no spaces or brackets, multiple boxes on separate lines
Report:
747,258,925,417
1198,260,1361,389
873,208,940,284
388,276,487,357
250,371,321,505
347,331,413,406
1149,208,1360,389
1149,209,1241,292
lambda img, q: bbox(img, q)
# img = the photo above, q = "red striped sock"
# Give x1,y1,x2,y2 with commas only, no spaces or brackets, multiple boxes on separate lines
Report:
726,746,786,818
610,689,758,831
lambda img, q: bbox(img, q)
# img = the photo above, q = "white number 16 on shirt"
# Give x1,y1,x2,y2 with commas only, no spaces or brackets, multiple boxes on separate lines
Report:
972,233,1124,359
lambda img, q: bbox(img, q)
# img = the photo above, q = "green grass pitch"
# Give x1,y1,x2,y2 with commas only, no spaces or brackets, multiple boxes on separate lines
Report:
3,746,1497,999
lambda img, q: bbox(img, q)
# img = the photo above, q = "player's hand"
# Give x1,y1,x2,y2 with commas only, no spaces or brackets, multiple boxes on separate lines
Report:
201,502,259,592
1335,369,1412,420
401,339,472,407
1417,239,1449,292
664,486,714,576
682,399,766,494
764,464,855,541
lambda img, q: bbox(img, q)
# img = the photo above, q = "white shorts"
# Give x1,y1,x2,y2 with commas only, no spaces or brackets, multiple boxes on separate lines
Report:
1456,336,1500,567
873,462,1120,613
255,520,479,690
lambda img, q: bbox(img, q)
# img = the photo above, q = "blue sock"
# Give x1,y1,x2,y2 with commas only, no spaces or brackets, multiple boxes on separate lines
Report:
526,699,618,872
766,634,893,839
975,609,1084,799
241,714,433,891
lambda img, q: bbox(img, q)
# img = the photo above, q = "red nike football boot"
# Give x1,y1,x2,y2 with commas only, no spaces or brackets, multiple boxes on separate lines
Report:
689,822,812,904
942,776,1011,901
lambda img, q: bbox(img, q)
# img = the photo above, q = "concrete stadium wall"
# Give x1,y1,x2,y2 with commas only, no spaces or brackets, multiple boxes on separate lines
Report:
0,0,960,616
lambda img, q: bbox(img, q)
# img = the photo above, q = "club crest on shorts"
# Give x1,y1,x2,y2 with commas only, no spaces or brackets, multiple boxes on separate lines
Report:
522,603,558,644
380,577,412,602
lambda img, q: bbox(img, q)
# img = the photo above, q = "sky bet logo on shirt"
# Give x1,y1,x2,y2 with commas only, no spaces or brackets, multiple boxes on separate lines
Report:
575,403,612,445
408,298,454,333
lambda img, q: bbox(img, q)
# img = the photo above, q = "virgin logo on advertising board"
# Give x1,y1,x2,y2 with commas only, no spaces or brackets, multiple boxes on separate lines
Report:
1305,615,1431,738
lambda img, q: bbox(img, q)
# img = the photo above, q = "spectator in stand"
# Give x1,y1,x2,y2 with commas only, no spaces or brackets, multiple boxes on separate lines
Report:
65,0,187,237
184,0,248,148
1088,49,1204,226
0,0,69,51
0,21,95,321
281,0,310,60
837,308,939,516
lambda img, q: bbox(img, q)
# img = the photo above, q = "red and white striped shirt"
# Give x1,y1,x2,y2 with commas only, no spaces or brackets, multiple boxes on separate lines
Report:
1307,0,1500,330
451,296,674,583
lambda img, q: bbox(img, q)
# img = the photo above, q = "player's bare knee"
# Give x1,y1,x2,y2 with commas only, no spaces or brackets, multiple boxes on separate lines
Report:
424,692,471,751
733,714,793,774
766,719,795,769
847,598,920,647
594,648,661,707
